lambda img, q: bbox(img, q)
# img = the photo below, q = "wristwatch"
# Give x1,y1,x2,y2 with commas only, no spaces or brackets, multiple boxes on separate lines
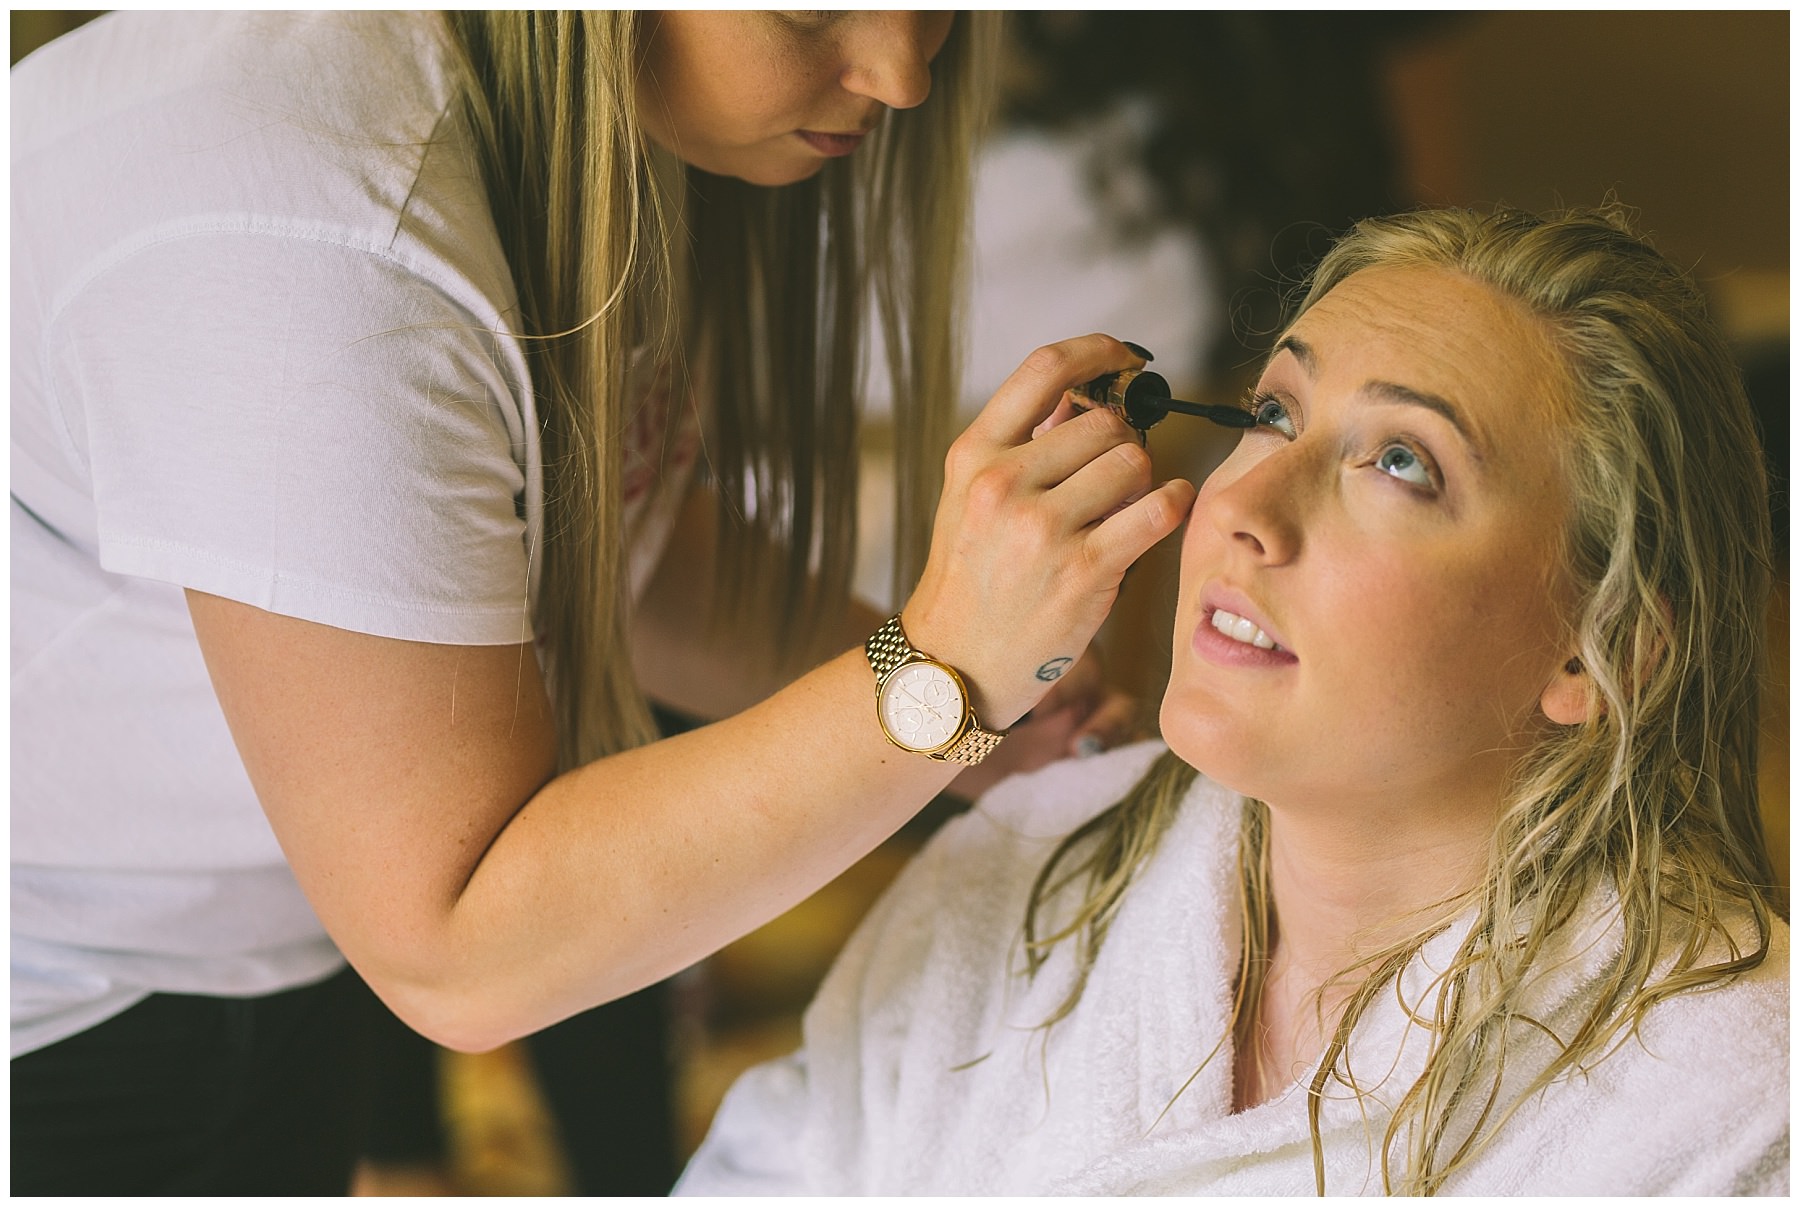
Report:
865,614,1007,766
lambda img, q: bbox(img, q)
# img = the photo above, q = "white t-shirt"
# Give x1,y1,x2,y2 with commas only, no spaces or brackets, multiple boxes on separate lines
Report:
11,11,696,1055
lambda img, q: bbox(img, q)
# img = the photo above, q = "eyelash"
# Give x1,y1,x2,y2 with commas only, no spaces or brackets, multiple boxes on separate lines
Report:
1240,389,1443,493
1242,389,1295,437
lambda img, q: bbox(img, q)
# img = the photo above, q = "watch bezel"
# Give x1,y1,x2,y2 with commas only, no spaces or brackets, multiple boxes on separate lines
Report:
874,656,974,758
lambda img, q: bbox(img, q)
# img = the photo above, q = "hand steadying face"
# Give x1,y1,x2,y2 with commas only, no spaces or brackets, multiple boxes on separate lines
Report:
1163,264,1589,833
636,11,955,187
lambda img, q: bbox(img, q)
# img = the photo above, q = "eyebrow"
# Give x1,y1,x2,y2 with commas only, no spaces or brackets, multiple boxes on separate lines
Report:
1274,335,1486,461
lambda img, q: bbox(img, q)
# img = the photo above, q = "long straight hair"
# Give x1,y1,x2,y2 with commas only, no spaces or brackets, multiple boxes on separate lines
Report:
444,12,1000,767
1024,204,1778,1193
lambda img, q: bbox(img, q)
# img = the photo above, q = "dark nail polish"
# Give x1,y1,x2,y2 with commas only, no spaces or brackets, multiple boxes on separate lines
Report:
1122,340,1156,362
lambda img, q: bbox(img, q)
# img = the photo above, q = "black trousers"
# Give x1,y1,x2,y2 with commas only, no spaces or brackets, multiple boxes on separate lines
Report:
10,966,378,1195
523,982,680,1195
360,981,681,1195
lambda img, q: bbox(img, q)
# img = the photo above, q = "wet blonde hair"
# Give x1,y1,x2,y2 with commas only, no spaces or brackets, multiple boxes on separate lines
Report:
1024,204,1778,1193
445,12,1000,766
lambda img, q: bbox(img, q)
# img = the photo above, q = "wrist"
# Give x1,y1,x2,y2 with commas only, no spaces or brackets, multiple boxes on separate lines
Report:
892,609,1005,728
866,614,1009,765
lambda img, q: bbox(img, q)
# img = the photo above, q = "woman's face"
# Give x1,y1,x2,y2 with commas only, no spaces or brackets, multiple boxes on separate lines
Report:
636,11,955,187
1162,265,1584,823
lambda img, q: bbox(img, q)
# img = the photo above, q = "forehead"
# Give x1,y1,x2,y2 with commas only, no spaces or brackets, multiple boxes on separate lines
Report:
1280,264,1572,441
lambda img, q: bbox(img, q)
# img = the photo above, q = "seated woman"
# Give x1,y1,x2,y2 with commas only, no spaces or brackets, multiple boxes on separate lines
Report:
676,205,1788,1196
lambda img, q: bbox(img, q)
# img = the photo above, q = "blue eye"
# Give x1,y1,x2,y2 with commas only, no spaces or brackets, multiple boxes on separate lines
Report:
1375,443,1433,487
1251,395,1297,438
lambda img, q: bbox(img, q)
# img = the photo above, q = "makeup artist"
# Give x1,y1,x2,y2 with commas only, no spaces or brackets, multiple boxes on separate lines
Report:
11,10,1187,1194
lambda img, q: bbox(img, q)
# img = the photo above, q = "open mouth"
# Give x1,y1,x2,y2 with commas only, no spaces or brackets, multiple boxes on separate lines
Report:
1209,607,1286,653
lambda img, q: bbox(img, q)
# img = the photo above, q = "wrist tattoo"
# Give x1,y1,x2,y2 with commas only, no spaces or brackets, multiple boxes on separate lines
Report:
1035,657,1074,682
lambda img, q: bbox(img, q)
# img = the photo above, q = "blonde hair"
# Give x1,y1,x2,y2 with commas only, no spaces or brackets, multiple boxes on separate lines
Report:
1024,204,1778,1193
445,12,1000,766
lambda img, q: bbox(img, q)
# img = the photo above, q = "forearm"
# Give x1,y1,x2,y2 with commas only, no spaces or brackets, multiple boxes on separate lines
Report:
376,648,956,1051
197,335,1190,1053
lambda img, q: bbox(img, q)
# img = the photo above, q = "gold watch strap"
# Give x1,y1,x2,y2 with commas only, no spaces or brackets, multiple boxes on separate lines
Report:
864,613,916,681
865,614,1007,765
939,726,1007,766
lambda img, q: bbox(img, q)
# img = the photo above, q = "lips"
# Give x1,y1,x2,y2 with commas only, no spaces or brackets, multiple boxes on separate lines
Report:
797,129,868,156
1192,588,1297,668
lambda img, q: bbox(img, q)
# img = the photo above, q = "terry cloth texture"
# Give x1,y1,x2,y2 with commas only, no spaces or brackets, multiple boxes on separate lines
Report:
678,740,1790,1196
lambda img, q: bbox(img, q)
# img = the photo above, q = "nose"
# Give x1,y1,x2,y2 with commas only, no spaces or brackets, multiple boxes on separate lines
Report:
1203,448,1305,566
840,13,950,111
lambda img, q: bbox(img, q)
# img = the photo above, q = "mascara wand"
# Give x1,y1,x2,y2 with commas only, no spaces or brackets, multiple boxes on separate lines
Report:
1074,369,1255,436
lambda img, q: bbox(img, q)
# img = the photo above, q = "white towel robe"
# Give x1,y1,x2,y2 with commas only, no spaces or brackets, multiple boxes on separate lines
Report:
678,741,1789,1196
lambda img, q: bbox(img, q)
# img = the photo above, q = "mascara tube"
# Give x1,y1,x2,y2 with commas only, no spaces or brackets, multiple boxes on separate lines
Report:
1074,368,1256,436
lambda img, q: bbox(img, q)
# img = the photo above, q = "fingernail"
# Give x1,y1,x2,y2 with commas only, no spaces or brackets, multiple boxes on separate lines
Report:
1018,709,1035,726
1075,734,1106,758
1122,341,1156,362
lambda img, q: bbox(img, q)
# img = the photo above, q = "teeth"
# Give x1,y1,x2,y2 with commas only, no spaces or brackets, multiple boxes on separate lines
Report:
1212,608,1280,650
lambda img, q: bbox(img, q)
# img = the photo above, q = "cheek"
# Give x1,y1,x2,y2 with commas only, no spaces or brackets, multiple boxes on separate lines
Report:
922,12,956,61
1325,544,1565,728
653,20,816,140
1174,465,1242,579
1173,512,1209,594
1170,506,1232,656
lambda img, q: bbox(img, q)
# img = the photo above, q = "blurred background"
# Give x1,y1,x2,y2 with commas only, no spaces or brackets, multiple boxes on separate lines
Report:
14,9,1787,1196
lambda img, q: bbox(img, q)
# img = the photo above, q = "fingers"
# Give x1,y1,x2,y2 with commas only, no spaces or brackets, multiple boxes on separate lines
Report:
1082,477,1198,578
1032,652,1138,758
964,334,1146,448
901,335,1187,729
1045,432,1155,529
1030,393,1085,440
1070,687,1139,757
1021,403,1143,490
945,407,1147,547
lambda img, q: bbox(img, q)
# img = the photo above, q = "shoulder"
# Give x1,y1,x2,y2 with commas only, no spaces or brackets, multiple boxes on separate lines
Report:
1662,910,1786,1006
1493,915,1790,1195
16,12,508,312
1628,915,1789,1085
16,11,458,149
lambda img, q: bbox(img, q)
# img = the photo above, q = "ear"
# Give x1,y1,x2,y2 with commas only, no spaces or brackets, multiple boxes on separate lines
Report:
1540,655,1597,726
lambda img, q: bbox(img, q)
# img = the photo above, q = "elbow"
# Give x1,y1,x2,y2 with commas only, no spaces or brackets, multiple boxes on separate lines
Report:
368,976,530,1055
338,897,653,1053
355,953,539,1054
421,1023,520,1057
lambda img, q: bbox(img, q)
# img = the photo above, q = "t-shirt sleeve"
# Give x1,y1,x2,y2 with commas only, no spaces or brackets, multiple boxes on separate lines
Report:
45,227,538,645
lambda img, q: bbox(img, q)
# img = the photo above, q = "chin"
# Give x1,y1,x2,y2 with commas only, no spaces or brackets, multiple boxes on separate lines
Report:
1158,689,1264,800
705,157,826,188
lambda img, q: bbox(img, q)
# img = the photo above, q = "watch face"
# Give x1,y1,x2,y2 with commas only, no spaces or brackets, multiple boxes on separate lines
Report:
878,661,968,753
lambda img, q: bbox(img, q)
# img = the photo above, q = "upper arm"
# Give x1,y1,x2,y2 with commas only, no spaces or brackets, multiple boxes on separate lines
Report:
59,234,537,646
185,589,557,990
76,232,555,992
